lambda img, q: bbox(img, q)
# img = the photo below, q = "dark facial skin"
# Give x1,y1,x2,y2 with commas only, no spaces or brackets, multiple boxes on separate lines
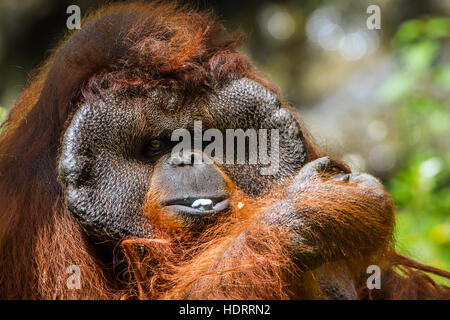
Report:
58,77,307,240
149,152,231,228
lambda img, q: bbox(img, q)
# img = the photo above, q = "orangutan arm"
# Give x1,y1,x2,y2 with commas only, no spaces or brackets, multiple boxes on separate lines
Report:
261,156,395,270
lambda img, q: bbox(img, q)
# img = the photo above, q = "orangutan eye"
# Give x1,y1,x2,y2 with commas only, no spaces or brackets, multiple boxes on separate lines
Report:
148,139,163,151
142,138,171,159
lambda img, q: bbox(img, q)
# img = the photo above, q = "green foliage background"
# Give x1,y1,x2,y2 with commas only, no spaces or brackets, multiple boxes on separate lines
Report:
379,17,450,284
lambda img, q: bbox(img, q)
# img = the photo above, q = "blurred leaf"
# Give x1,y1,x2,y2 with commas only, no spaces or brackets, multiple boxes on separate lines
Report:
394,18,450,44
427,111,450,135
394,19,424,44
424,18,450,39
408,95,442,113
434,64,450,89
378,73,414,103
429,223,450,245
400,40,439,72
0,107,7,125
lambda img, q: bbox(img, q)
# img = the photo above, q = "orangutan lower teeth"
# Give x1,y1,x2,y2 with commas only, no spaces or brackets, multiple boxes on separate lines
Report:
191,199,213,211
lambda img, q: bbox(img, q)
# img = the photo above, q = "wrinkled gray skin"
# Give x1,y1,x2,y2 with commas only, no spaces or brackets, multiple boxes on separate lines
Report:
58,77,307,239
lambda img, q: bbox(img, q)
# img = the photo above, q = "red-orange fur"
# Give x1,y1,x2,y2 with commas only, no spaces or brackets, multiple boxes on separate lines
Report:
123,189,300,300
0,1,448,300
